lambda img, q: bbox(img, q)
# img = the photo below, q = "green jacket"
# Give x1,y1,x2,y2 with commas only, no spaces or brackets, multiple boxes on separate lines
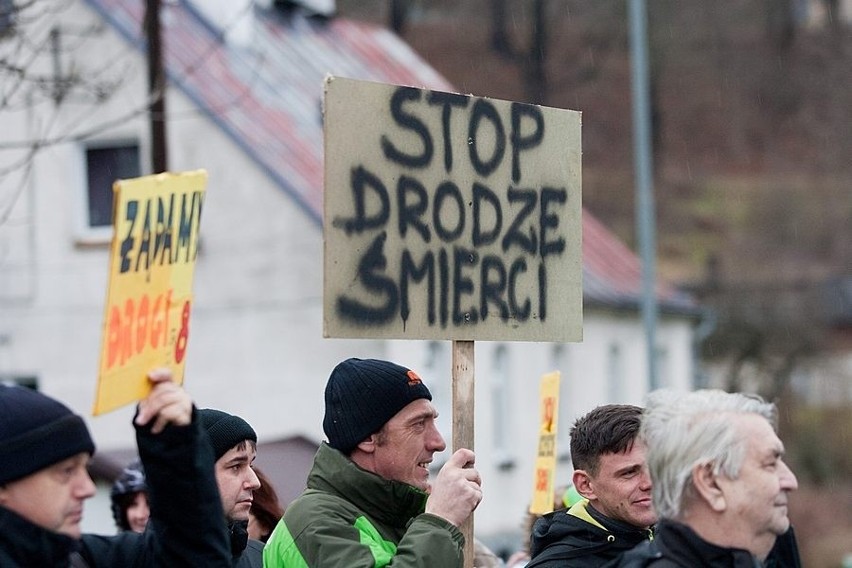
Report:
263,443,464,567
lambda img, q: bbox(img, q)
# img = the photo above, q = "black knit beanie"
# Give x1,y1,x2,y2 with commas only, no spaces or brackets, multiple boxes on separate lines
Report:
323,358,432,455
196,408,257,461
0,384,95,485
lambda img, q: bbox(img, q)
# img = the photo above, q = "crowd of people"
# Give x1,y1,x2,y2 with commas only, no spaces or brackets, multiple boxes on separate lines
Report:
0,357,800,567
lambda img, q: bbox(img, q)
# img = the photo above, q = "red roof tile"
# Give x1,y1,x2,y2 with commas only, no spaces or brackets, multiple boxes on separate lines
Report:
85,0,695,313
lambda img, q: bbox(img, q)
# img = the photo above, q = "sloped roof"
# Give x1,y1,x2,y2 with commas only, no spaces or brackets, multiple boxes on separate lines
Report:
84,0,696,315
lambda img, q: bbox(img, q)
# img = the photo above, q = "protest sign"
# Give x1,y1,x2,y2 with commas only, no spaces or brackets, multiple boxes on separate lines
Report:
93,170,206,415
323,76,582,342
530,370,562,514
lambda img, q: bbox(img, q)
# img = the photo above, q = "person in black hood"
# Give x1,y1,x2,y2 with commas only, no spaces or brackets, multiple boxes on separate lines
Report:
527,405,655,567
197,408,264,568
110,459,149,533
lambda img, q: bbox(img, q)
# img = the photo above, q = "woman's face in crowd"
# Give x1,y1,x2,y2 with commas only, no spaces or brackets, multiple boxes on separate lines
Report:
126,491,150,533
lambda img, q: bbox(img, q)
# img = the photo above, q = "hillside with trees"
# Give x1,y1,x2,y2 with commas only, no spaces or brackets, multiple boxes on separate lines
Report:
336,0,852,396
337,1,852,565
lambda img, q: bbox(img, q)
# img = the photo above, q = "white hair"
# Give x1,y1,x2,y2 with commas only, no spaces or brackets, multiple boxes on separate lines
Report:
642,389,777,520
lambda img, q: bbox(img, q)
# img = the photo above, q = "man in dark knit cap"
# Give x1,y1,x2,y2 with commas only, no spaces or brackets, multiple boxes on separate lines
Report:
197,408,264,568
0,369,231,567
264,357,483,568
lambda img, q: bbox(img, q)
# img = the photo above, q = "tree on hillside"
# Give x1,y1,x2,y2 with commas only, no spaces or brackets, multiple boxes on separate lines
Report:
526,0,548,103
389,0,409,34
695,178,851,401
489,0,512,56
765,0,797,51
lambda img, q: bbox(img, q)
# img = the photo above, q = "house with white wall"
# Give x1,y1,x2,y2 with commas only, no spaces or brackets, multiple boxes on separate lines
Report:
0,0,700,550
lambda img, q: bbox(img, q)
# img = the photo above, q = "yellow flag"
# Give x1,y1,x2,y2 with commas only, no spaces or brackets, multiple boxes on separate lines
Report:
93,171,207,415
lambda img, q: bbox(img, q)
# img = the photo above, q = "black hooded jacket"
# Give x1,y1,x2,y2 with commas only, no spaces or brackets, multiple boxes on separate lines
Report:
229,520,264,568
611,519,802,568
527,500,653,568
0,407,231,567
612,519,759,568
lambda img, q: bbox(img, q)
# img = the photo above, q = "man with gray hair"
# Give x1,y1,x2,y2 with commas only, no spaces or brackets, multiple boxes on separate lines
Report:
614,389,800,567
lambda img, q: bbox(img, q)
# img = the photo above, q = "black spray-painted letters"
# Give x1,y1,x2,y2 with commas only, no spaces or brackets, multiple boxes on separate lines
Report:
334,86,569,330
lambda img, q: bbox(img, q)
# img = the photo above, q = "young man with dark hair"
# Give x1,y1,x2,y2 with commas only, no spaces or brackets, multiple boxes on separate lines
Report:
527,404,655,567
197,408,265,568
0,369,231,567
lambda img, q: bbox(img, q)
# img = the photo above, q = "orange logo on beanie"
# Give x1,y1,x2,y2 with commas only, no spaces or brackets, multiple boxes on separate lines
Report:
406,370,423,386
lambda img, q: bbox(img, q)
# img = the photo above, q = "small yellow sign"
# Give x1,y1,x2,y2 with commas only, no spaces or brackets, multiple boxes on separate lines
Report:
93,170,207,415
529,370,561,514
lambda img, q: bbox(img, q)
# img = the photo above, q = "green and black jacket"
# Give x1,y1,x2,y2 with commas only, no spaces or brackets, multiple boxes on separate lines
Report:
263,443,464,567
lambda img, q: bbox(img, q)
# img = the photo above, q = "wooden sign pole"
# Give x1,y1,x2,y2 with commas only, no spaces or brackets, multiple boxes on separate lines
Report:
452,340,475,568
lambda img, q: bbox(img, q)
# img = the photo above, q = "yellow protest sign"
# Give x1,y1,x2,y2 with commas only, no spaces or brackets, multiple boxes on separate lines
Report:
93,170,206,415
530,370,561,514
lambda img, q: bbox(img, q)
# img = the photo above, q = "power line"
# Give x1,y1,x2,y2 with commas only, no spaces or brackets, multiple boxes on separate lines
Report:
0,0,265,152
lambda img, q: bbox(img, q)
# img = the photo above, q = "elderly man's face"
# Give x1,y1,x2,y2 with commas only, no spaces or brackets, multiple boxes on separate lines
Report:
717,414,798,558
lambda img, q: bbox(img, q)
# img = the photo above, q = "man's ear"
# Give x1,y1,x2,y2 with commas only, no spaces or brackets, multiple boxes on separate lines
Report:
572,469,595,501
355,434,378,454
692,462,726,512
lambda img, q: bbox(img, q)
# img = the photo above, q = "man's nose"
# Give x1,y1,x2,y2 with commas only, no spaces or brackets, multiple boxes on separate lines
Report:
779,460,798,491
246,467,261,490
427,424,446,452
638,468,652,491
77,471,97,499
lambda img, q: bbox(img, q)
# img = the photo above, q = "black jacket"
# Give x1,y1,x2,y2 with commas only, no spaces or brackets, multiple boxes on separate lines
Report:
0,507,80,568
0,407,231,567
527,501,654,568
229,520,264,568
611,519,801,568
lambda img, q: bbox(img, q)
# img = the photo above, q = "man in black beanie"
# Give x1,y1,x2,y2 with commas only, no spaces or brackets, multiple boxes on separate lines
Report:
197,408,264,568
0,369,231,567
264,357,483,568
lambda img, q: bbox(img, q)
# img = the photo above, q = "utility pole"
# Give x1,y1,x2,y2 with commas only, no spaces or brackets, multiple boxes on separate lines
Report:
628,0,659,390
146,0,168,173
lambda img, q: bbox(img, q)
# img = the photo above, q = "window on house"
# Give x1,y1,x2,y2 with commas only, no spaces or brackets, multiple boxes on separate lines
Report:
551,344,572,461
85,143,140,228
0,0,15,35
607,342,624,403
424,341,451,468
655,346,670,390
491,344,514,469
